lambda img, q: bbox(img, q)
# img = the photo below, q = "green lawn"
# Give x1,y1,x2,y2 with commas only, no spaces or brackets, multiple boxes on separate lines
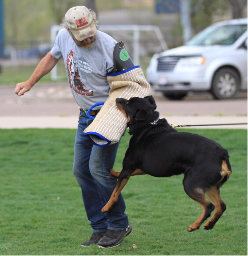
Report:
0,129,247,255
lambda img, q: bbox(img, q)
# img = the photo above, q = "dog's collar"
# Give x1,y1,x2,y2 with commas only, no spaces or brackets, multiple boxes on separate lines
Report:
150,117,160,125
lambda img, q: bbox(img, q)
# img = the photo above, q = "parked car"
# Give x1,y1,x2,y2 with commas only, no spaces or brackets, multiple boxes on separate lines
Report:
146,18,247,100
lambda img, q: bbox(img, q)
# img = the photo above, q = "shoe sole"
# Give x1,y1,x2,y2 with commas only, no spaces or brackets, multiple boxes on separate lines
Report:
98,243,121,249
81,232,106,247
98,226,133,249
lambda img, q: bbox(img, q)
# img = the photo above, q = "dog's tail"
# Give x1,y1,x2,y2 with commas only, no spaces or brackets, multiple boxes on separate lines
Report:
218,150,232,187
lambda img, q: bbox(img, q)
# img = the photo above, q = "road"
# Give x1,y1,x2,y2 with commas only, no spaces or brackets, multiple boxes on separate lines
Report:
0,82,247,129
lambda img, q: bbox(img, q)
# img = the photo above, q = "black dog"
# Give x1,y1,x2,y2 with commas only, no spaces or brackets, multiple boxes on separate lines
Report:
102,96,232,232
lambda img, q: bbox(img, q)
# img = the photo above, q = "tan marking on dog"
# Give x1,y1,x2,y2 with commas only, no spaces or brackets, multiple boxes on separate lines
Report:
102,175,131,212
195,188,204,194
110,168,146,179
187,187,211,232
116,103,130,123
204,186,226,230
110,168,121,178
131,169,146,176
217,160,232,184
220,160,232,178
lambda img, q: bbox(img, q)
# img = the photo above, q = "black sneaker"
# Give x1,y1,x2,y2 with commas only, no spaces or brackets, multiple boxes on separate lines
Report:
81,232,105,247
98,225,133,248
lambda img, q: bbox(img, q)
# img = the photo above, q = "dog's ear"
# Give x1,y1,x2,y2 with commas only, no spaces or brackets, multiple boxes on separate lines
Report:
144,95,157,109
135,109,147,121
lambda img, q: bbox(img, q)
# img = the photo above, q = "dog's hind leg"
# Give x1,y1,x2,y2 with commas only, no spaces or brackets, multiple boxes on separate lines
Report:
204,160,231,230
183,177,215,232
204,186,226,230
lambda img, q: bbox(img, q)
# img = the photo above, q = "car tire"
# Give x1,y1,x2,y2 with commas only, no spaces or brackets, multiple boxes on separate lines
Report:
163,92,188,100
211,68,240,100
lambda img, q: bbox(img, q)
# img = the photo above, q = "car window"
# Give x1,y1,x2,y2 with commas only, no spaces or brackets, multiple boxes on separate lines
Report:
187,24,247,46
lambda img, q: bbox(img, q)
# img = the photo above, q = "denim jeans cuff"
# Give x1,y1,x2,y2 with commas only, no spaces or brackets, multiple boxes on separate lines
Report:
93,228,107,234
107,225,129,231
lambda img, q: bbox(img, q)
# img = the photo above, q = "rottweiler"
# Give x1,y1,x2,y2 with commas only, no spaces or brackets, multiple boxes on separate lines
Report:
102,96,232,232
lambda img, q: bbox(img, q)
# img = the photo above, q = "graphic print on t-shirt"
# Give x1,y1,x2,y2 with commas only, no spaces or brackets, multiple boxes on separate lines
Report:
66,50,94,96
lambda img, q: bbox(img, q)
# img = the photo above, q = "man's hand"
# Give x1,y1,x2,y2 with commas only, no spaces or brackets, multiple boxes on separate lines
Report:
14,51,59,97
15,81,33,96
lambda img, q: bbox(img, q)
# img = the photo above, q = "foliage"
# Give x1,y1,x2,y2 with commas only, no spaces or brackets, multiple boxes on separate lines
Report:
191,0,225,33
96,0,124,11
4,0,247,44
191,0,247,34
227,0,247,19
4,0,147,42
5,0,54,42
49,0,83,25
48,0,123,28
0,128,247,255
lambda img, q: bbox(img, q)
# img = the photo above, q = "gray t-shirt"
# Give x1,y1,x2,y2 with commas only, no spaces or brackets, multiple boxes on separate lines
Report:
51,28,117,110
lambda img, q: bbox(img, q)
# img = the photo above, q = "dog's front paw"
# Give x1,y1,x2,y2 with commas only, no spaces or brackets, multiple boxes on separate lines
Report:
101,205,110,213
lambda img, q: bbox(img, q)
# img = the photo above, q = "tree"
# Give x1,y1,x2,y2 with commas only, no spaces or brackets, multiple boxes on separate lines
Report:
190,0,247,35
49,0,80,24
190,0,228,34
227,0,247,18
86,0,98,16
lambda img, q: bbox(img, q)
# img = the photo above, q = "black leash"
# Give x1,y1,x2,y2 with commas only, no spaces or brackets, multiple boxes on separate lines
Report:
171,123,247,128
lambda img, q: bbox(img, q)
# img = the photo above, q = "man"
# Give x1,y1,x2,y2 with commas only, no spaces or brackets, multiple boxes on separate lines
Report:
15,6,132,248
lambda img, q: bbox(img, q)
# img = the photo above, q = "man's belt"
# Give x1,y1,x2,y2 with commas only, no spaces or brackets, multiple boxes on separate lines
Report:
80,108,100,117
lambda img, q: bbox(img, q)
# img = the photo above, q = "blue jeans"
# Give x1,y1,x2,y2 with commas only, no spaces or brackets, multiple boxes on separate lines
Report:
73,110,129,233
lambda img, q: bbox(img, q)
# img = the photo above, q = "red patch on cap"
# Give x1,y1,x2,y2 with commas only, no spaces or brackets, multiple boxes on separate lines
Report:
75,18,88,28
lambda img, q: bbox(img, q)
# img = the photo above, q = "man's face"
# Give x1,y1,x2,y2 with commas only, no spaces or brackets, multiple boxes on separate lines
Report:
70,32,96,49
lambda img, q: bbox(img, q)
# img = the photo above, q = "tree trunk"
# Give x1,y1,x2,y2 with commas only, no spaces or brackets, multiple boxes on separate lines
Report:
86,0,98,16
228,0,247,18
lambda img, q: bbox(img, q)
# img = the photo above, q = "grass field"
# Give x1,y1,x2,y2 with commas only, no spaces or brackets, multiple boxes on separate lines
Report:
0,129,247,255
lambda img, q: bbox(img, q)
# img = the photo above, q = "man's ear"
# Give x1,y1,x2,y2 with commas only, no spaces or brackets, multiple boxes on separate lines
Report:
135,109,147,121
144,95,157,109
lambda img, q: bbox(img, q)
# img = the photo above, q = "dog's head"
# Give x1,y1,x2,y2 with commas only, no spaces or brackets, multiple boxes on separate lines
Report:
116,95,159,134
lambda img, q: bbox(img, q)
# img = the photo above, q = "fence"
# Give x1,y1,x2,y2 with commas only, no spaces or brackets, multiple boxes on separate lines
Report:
0,25,183,84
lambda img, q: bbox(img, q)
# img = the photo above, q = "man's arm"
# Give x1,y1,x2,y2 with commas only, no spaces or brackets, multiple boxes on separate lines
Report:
15,51,60,96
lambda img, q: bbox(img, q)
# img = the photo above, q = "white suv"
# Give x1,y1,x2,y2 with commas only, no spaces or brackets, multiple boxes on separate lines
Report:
146,18,247,100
